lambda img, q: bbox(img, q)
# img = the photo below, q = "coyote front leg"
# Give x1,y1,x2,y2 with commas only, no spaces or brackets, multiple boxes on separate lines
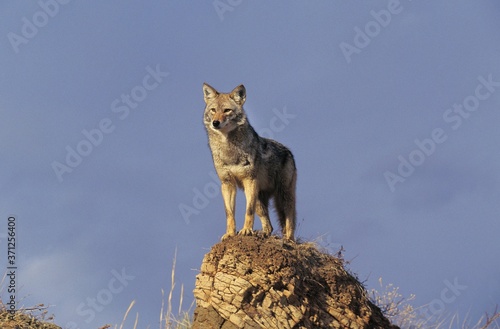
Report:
221,182,237,241
240,178,258,236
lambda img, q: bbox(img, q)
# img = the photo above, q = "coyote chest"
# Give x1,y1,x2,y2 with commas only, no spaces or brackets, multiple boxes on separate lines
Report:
210,135,255,181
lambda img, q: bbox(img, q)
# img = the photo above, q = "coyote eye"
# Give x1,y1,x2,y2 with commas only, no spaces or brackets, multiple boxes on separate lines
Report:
210,108,216,113
223,109,232,113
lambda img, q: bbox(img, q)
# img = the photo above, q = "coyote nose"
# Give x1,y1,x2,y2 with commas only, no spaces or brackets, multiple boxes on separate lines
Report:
212,120,220,128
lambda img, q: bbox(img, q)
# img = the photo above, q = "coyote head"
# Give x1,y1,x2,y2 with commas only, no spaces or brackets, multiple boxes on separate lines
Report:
203,83,247,133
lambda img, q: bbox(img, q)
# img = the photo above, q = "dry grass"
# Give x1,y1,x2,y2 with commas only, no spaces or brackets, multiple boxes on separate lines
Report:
0,272,60,329
112,249,193,329
371,277,500,329
0,250,194,329
159,248,193,329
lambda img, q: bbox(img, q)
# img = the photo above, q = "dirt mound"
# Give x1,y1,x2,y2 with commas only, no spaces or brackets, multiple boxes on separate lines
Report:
193,235,398,329
0,310,61,329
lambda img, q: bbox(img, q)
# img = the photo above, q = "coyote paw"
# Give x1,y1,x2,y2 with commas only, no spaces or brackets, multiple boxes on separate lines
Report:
261,227,273,237
221,231,236,241
238,228,254,236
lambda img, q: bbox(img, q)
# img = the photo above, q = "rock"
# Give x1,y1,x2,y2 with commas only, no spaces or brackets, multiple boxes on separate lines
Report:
192,235,399,329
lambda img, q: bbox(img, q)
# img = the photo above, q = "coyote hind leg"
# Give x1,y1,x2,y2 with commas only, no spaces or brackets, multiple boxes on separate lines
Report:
276,170,297,241
256,191,273,237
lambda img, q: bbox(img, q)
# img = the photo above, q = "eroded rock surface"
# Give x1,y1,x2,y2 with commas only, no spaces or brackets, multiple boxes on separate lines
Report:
193,235,398,329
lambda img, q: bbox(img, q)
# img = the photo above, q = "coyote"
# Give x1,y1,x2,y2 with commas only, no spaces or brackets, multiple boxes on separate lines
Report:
202,83,297,241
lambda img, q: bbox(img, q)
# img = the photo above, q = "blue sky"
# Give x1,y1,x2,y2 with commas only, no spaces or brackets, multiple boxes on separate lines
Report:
1,1,499,328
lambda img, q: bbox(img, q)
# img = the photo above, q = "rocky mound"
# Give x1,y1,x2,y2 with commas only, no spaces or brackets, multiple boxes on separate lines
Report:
193,235,398,329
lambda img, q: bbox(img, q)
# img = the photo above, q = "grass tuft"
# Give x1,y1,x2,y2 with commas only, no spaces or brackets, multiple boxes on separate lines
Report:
159,248,193,329
371,277,500,329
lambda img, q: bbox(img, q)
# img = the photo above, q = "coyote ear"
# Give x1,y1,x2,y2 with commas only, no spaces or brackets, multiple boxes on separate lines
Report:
203,83,218,103
230,84,246,105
